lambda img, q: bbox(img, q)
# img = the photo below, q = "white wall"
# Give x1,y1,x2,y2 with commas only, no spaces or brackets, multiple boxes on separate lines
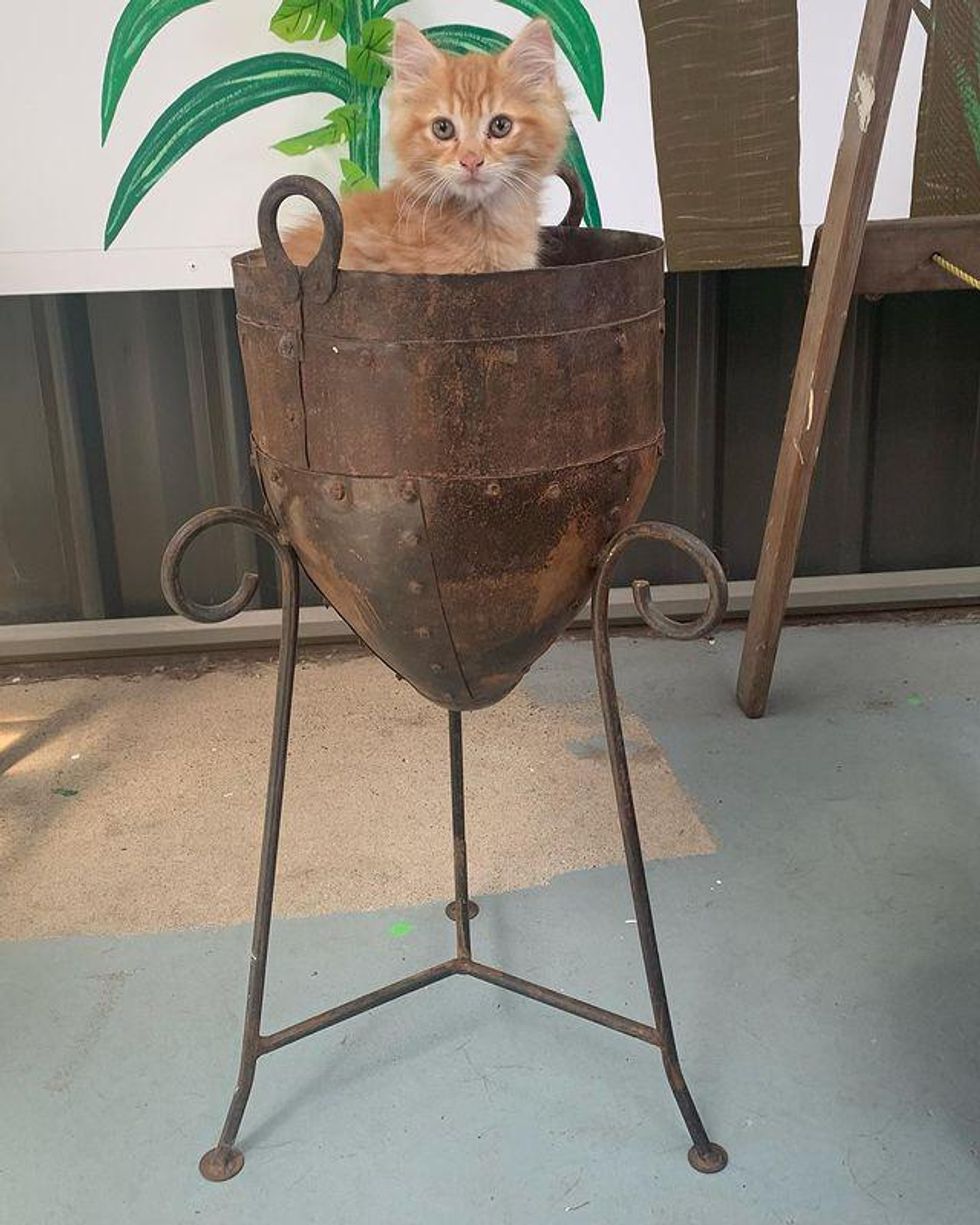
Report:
0,1,925,294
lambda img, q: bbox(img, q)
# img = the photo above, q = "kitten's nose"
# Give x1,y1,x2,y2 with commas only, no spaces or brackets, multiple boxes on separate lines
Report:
459,153,485,176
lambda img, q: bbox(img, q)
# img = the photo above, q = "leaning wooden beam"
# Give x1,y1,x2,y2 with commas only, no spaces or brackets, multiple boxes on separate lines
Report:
736,0,914,718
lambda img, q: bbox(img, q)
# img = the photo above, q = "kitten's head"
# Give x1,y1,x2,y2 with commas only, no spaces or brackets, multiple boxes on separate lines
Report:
388,19,569,208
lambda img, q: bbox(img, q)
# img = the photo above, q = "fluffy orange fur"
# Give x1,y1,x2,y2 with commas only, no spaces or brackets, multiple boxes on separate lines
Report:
285,19,569,274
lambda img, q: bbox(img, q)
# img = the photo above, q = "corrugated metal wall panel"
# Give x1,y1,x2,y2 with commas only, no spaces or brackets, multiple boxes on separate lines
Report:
2,272,978,624
866,292,980,570
0,297,76,623
714,269,883,580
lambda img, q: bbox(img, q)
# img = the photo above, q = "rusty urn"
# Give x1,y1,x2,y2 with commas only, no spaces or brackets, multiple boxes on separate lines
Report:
178,174,729,1185
234,174,666,710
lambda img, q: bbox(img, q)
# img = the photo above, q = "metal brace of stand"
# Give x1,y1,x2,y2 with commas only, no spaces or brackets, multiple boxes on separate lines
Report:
162,507,730,1182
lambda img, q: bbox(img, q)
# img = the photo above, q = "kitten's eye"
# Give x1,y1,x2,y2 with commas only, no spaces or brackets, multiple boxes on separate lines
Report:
488,114,513,138
431,117,455,141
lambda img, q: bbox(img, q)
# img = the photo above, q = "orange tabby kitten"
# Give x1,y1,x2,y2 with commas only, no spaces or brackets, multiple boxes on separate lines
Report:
286,18,569,274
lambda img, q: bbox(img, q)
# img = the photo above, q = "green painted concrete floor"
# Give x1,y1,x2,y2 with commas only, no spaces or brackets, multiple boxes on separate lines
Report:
3,618,979,1224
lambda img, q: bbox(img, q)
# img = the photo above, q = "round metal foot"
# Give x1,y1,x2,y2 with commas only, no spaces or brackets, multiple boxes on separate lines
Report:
687,1143,728,1174
199,1146,245,1182
445,900,479,921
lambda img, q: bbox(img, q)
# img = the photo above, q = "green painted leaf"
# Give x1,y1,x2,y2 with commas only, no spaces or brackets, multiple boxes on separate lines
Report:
425,23,509,56
324,101,362,139
274,125,337,155
379,0,604,118
425,25,602,226
270,0,345,43
346,17,394,87
101,0,214,142
273,102,362,154
105,53,352,247
340,157,378,194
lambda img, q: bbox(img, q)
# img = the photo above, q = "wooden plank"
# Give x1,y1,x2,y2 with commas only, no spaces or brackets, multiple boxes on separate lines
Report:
639,0,802,270
812,215,980,294
2,568,979,664
736,0,914,718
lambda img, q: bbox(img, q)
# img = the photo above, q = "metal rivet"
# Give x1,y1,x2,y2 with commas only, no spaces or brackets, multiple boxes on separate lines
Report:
329,481,346,501
486,481,502,498
400,530,420,548
278,333,297,359
399,481,417,503
415,626,431,639
613,454,629,472
544,482,561,500
430,663,444,673
407,580,423,595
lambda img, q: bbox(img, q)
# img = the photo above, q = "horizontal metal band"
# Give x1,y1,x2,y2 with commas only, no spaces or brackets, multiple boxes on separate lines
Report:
251,434,665,483
236,304,665,349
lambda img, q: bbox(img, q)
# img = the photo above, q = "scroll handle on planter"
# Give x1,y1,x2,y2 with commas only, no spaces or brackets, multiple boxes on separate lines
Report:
161,506,294,624
556,163,586,229
258,174,344,306
595,523,728,642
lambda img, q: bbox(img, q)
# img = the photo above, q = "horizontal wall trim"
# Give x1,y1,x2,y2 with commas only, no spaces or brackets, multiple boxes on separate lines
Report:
2,568,978,665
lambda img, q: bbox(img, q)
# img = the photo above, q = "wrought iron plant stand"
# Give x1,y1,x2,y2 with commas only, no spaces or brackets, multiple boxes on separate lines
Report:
162,174,730,1183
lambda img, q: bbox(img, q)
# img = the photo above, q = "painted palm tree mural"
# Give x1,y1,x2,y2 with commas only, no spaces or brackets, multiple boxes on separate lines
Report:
101,0,604,248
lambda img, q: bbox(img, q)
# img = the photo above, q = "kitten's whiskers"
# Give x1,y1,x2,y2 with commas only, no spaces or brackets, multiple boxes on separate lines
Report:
420,176,452,241
500,168,537,213
396,171,442,230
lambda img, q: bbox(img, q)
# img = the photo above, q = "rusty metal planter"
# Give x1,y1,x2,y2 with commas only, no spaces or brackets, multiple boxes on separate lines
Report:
233,176,666,709
164,175,729,1187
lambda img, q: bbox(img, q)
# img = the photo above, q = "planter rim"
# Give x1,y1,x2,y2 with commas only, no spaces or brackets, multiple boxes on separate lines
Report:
232,224,665,290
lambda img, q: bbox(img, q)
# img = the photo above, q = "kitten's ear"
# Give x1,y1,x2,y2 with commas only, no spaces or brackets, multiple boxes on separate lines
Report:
392,21,443,89
500,18,558,89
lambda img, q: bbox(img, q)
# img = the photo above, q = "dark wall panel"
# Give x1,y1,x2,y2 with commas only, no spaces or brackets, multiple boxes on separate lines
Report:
717,268,803,580
0,298,75,623
1,272,978,624
866,292,980,571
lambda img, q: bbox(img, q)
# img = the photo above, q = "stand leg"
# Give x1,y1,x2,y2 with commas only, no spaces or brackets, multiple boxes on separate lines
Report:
591,523,729,1173
160,507,301,1183
447,710,475,960
166,512,731,1182
201,553,299,1180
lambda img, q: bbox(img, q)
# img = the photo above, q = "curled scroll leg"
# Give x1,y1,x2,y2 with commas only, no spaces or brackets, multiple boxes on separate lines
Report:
591,523,729,1174
162,507,300,1181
